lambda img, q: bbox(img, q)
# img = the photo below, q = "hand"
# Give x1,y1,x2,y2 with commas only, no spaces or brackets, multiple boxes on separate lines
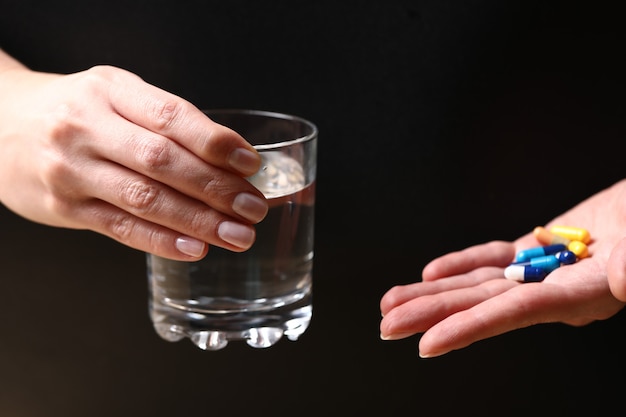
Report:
380,179,626,358
0,56,268,260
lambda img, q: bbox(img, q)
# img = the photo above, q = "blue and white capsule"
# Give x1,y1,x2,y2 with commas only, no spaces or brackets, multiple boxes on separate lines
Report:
504,265,548,282
515,244,567,263
506,250,577,282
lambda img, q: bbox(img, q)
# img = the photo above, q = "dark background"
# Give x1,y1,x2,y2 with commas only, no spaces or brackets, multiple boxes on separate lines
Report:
1,1,625,415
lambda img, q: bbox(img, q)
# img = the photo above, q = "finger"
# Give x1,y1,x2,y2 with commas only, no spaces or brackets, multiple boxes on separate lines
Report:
608,237,626,302
422,241,516,281
75,161,257,253
65,198,209,260
90,114,267,224
380,266,505,315
416,280,588,358
380,277,518,341
103,67,261,176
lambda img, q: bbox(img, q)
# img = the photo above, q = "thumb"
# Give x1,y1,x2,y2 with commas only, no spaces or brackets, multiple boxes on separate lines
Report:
607,237,626,302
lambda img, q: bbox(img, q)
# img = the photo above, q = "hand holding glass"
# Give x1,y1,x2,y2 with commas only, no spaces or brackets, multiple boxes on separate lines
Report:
147,109,318,350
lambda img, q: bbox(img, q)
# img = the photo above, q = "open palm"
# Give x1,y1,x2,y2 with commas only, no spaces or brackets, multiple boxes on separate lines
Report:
380,179,626,358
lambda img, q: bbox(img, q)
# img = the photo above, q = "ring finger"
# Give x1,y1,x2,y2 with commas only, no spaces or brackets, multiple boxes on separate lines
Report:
79,160,257,252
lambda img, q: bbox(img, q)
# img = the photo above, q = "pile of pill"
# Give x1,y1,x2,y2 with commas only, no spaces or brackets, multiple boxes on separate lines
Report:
504,225,591,282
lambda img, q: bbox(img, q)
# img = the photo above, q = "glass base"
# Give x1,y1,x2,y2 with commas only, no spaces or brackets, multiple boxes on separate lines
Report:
150,303,312,351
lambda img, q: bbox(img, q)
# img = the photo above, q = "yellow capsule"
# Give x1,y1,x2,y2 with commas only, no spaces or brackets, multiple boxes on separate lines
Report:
568,240,589,259
533,226,570,246
549,225,591,244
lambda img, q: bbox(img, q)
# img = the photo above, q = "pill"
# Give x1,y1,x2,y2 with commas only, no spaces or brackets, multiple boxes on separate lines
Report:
549,225,591,244
515,244,567,263
568,240,588,259
514,254,561,272
533,226,571,246
504,265,548,282
554,250,577,265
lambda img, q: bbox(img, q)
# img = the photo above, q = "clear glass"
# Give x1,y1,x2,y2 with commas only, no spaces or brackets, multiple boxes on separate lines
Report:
146,109,318,350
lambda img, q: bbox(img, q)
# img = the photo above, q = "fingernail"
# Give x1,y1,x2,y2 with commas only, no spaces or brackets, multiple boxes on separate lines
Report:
218,221,255,249
232,192,268,223
380,332,414,341
175,236,206,258
419,350,446,359
229,148,261,176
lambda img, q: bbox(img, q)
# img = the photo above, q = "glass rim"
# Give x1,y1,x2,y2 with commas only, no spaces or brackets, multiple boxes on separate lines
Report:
202,108,318,150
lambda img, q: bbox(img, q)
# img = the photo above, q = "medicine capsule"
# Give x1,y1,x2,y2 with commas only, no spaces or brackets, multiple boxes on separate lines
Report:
533,226,571,246
514,254,561,272
549,225,591,244
504,265,548,282
554,250,577,265
515,244,567,263
568,240,588,259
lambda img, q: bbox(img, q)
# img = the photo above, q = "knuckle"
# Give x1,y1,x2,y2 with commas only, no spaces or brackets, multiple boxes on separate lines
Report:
85,64,116,78
201,175,229,197
186,207,218,238
70,66,114,96
108,214,136,243
105,211,163,255
144,232,165,256
45,103,85,147
148,99,183,131
82,65,139,87
189,216,212,239
45,194,77,219
135,137,172,171
41,154,82,200
41,155,70,186
43,68,115,145
121,179,160,213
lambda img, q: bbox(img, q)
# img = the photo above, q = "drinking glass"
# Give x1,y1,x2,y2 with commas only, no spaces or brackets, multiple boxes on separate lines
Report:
147,109,318,350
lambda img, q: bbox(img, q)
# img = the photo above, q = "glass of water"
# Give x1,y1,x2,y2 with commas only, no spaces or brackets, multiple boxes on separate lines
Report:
146,109,318,350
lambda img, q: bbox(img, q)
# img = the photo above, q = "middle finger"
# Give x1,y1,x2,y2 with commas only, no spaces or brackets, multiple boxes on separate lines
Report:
80,160,256,251
90,115,267,223
380,276,519,338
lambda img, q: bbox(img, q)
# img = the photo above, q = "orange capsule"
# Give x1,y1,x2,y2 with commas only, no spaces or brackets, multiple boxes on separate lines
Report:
533,226,571,246
549,225,591,244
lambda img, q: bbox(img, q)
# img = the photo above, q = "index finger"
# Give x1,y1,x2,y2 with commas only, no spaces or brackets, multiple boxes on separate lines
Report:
106,68,261,177
422,241,516,281
380,266,506,316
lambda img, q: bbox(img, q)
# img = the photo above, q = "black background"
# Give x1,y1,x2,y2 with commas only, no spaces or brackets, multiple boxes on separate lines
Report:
1,1,625,416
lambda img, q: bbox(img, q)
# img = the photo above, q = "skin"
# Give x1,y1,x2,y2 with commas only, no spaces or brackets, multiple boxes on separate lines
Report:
0,49,269,260
380,179,626,358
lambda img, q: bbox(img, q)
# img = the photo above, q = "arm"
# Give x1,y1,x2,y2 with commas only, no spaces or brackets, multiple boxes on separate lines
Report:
0,49,268,260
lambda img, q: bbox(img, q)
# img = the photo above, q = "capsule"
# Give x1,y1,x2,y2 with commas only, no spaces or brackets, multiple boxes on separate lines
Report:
514,250,576,269
515,244,567,263
514,253,560,272
554,250,577,265
533,226,571,246
568,240,588,259
549,225,591,244
504,265,548,282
